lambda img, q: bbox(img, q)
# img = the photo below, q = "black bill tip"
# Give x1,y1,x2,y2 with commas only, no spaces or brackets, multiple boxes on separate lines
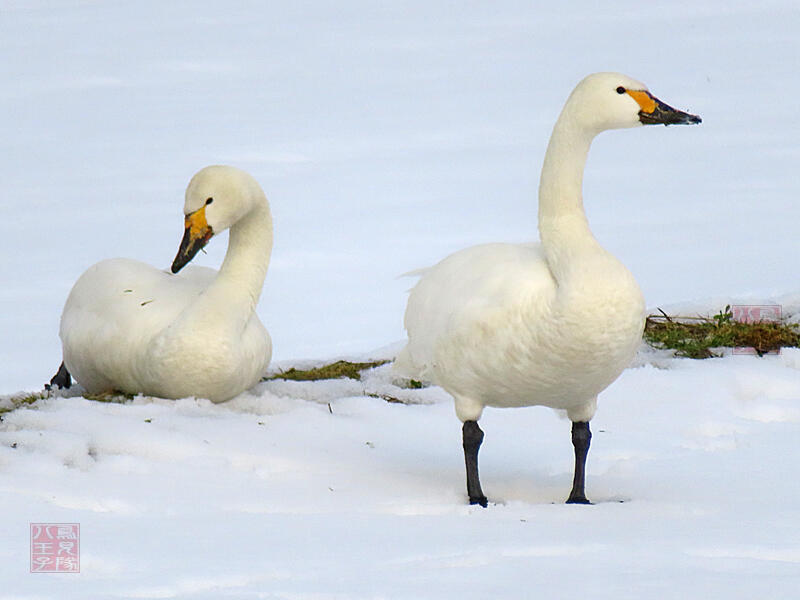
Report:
171,226,212,273
639,96,701,126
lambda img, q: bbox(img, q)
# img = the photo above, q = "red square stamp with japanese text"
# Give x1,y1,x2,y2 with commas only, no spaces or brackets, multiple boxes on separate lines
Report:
30,523,80,573
731,305,782,355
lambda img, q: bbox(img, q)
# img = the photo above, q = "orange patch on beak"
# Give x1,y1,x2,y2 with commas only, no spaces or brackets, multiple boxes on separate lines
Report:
185,205,210,239
626,90,657,114
171,205,214,274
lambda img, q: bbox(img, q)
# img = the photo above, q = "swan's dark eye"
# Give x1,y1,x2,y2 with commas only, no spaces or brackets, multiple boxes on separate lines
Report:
205,197,214,205
616,86,626,94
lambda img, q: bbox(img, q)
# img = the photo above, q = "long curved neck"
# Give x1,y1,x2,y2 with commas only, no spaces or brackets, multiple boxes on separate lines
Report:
538,112,603,279
217,202,273,305
196,201,273,332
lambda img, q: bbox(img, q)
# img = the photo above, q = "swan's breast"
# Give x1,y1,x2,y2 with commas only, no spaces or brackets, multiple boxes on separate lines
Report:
144,313,271,402
428,252,644,411
555,254,645,354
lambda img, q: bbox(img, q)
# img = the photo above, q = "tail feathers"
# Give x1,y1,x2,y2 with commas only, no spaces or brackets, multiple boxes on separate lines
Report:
391,346,416,378
393,345,433,383
397,267,430,280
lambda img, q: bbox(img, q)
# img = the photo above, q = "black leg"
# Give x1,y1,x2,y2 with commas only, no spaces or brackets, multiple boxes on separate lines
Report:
462,420,488,507
566,421,592,504
45,362,72,391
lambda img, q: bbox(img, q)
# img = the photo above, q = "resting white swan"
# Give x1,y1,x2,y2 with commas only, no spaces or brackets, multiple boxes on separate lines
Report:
51,165,273,402
395,73,701,506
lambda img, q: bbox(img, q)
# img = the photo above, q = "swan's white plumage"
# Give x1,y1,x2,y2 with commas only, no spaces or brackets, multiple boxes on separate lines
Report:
59,165,273,402
395,73,679,423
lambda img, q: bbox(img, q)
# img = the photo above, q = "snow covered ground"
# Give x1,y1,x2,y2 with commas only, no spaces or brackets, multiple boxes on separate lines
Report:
2,1,800,598
3,350,800,598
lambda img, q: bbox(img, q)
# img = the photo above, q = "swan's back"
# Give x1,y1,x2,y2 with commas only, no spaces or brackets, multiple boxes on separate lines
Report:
60,258,215,392
396,243,555,381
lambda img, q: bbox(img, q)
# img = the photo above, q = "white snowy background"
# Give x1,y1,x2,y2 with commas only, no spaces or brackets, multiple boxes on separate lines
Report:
1,1,799,598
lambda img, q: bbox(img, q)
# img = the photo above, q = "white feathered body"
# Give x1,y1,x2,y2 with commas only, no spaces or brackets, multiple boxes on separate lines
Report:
395,242,645,422
60,257,271,402
395,73,667,423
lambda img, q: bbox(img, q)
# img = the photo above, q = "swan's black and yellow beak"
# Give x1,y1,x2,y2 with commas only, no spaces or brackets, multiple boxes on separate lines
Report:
627,90,702,126
171,206,214,274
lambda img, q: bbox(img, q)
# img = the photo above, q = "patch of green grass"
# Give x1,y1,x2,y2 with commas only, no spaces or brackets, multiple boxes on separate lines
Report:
644,306,800,358
264,359,390,382
0,391,51,415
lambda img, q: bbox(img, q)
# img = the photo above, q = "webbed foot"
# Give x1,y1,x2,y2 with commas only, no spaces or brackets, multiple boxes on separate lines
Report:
45,362,72,391
469,494,488,508
566,494,592,505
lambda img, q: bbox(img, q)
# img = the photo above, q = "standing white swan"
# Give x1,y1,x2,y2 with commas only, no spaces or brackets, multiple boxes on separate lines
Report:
395,73,701,506
51,165,273,402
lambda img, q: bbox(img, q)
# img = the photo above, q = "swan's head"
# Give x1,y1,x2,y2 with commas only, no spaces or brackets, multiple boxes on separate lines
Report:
564,72,701,134
171,165,267,273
